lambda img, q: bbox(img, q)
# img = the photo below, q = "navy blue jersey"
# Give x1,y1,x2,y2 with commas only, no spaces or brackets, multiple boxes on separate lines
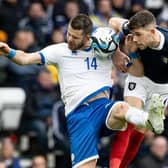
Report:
138,26,168,84
121,24,168,84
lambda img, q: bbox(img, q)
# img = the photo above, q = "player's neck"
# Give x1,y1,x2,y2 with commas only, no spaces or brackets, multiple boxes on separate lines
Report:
81,39,92,50
152,30,161,48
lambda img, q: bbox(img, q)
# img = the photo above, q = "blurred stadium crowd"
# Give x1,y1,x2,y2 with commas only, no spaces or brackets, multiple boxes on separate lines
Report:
0,0,168,167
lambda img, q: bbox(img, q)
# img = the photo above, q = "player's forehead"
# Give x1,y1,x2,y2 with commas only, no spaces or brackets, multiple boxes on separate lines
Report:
67,25,84,38
130,27,148,35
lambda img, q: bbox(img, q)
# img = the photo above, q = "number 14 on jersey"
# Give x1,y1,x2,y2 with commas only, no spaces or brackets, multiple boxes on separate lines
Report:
84,57,97,70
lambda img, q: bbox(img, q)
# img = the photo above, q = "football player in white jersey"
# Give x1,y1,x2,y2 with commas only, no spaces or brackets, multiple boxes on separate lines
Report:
109,10,168,168
0,14,164,168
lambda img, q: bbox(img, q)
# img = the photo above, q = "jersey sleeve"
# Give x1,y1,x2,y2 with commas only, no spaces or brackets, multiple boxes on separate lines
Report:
119,20,130,41
39,43,66,65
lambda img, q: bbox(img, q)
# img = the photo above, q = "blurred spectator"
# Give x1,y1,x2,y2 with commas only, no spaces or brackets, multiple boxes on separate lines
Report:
137,131,155,157
64,1,79,23
111,0,127,17
53,0,80,33
46,65,59,84
90,0,121,28
97,136,112,167
75,0,89,14
18,1,49,47
32,155,47,168
52,100,71,168
52,101,69,150
136,136,168,168
0,30,8,42
52,0,88,31
83,0,95,14
11,27,39,52
49,28,65,45
0,0,25,44
127,0,145,18
42,0,57,35
17,0,29,10
0,137,21,168
111,66,124,101
145,0,164,17
129,130,155,167
157,0,168,28
0,57,8,86
5,28,42,89
19,68,61,155
157,18,168,29
51,0,65,28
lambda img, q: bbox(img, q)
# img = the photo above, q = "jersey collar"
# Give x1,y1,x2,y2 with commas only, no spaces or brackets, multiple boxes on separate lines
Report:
150,30,165,50
83,46,92,52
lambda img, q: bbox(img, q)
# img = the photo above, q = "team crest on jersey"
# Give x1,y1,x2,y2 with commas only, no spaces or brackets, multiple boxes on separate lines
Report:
128,82,136,90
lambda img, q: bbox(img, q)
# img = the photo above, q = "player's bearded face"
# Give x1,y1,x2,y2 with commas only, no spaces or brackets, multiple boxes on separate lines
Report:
68,38,85,50
67,26,86,50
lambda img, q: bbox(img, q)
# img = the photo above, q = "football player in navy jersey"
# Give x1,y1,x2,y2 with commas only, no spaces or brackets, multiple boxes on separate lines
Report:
109,10,168,168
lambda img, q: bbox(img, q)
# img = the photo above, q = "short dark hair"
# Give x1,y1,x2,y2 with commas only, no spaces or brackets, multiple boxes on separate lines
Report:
128,10,156,30
70,14,93,35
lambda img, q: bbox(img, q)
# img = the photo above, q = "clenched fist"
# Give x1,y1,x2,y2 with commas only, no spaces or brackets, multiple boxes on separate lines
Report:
0,42,11,56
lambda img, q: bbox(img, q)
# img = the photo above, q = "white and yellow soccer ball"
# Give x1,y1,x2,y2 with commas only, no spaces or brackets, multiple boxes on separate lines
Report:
91,27,119,58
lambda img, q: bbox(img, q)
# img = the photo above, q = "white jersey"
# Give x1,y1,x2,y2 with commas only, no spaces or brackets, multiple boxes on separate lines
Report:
40,43,113,115
124,74,168,111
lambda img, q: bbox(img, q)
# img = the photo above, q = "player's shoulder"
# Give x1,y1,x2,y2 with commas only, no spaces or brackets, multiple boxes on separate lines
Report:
156,26,168,49
51,42,68,49
45,42,70,53
157,26,168,36
41,42,71,58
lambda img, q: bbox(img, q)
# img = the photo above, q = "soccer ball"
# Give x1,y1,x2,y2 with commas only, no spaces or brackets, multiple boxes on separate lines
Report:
91,27,119,58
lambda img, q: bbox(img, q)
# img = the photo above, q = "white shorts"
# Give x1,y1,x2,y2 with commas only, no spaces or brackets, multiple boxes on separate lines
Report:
124,74,168,110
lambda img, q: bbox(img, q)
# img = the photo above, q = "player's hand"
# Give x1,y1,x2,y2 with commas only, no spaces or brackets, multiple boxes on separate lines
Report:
125,34,138,52
112,49,130,72
164,105,168,117
0,42,11,56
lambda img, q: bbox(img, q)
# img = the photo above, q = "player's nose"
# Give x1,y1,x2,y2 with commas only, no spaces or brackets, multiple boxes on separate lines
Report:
68,36,73,43
132,35,138,42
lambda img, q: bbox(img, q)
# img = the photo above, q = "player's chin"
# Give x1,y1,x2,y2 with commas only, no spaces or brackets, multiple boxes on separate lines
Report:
139,45,146,50
68,44,74,50
68,44,78,50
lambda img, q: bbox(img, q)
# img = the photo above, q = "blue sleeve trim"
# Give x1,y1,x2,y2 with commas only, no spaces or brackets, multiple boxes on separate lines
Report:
126,62,133,67
122,21,130,36
7,49,16,59
119,21,130,41
38,52,45,65
119,31,125,41
128,52,139,59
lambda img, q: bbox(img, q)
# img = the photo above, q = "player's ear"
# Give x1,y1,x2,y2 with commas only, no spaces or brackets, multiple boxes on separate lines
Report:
150,28,155,35
85,34,90,41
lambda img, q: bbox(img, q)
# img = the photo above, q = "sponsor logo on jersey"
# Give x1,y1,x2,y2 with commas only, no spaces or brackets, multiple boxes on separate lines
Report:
128,82,136,90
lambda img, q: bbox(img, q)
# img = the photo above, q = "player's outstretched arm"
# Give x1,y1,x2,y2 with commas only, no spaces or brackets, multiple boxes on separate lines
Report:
0,42,41,65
